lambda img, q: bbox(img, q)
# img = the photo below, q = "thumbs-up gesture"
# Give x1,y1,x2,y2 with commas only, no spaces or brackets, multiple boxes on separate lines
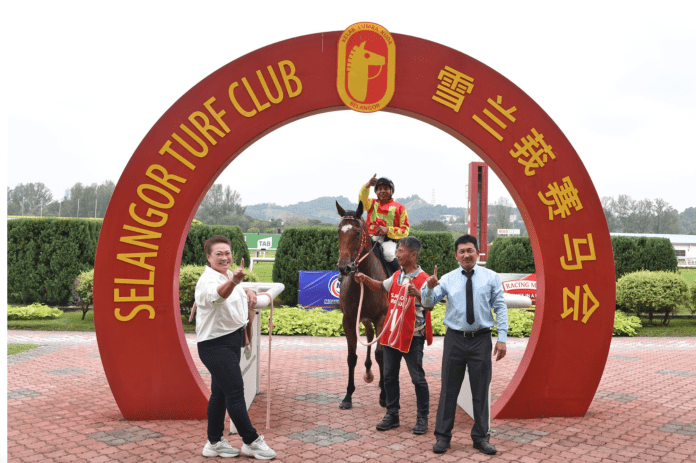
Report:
367,173,378,187
426,265,440,289
232,258,246,284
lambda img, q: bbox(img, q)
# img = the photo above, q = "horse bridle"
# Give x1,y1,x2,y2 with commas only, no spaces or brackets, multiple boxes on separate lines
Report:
338,215,375,277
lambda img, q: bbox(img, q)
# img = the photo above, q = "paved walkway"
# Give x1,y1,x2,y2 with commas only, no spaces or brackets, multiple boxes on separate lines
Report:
7,331,696,463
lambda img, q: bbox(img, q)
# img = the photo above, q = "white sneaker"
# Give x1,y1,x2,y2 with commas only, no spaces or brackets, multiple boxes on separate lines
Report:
241,435,276,460
202,437,240,458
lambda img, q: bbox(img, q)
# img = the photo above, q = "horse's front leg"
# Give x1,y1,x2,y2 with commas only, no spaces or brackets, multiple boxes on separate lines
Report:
375,314,387,408
363,322,374,383
340,314,358,410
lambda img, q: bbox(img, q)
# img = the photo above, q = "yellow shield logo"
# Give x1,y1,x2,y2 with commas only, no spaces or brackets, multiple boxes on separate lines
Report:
337,22,396,113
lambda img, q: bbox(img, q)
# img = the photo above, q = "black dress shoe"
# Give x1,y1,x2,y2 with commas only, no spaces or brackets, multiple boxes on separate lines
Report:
376,414,399,431
413,417,428,435
473,440,497,454
433,439,450,454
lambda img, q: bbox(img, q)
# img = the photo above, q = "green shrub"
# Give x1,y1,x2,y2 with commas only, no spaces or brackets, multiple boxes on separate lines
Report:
612,236,678,279
8,303,63,320
256,303,639,337
178,264,260,314
248,227,260,233
485,237,535,274
72,269,94,320
689,282,696,315
613,310,643,336
616,270,689,324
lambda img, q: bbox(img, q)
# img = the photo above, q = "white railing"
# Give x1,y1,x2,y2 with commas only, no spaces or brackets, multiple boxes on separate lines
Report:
249,257,275,271
678,258,696,268
248,247,277,258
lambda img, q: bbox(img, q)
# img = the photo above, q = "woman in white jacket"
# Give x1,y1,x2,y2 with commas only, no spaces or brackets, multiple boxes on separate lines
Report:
195,235,275,460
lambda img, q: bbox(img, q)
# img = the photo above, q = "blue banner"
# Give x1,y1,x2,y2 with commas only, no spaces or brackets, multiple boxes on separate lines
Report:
298,271,341,309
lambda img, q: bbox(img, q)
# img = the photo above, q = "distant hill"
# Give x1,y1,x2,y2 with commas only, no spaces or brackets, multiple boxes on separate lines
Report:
245,195,466,225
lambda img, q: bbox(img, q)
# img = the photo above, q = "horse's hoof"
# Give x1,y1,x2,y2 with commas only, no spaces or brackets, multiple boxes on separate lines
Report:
339,401,353,410
364,371,374,383
379,398,386,408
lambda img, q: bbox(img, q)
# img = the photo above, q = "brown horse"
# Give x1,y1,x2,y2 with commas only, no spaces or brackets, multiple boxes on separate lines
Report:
335,200,388,409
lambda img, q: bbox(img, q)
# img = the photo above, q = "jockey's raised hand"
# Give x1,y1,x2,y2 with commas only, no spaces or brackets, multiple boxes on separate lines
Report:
426,265,439,289
366,173,378,188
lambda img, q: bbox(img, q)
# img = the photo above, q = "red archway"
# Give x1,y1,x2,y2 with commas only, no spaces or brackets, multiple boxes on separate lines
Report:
94,29,615,420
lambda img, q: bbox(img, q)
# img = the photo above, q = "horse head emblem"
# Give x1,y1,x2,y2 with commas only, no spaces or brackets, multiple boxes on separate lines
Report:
347,41,385,102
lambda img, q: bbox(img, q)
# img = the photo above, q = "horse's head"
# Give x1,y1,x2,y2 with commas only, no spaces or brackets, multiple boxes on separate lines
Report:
336,200,367,278
348,41,385,71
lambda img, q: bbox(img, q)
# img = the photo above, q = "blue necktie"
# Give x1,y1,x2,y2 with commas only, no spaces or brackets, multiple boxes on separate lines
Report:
462,269,475,325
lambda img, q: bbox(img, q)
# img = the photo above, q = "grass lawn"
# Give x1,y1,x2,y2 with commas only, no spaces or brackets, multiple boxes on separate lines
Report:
253,261,274,283
7,309,199,333
634,318,696,337
679,268,696,285
8,344,41,355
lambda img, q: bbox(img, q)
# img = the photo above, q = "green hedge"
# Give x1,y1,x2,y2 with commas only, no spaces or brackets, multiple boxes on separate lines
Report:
485,237,535,273
8,218,100,305
611,236,678,279
7,218,249,305
272,228,458,305
616,270,689,324
484,236,678,279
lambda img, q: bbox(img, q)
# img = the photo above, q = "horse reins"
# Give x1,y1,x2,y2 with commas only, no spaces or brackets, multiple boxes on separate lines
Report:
339,215,413,348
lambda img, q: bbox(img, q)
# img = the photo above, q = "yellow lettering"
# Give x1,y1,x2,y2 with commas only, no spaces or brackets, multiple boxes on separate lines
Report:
115,270,155,285
137,184,175,209
114,304,156,322
145,164,186,194
204,97,230,133
128,203,168,228
242,77,271,112
120,225,162,250
159,140,196,170
278,60,302,98
114,287,154,302
189,111,225,145
257,66,283,104
116,252,157,271
229,82,256,117
172,124,208,157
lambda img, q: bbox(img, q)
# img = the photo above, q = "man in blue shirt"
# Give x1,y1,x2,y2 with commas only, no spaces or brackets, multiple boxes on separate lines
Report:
421,235,508,455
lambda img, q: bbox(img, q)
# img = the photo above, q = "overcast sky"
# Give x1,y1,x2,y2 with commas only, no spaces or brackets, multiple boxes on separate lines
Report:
5,1,695,212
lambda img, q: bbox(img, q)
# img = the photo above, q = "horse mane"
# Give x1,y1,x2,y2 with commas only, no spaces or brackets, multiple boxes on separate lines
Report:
347,42,365,73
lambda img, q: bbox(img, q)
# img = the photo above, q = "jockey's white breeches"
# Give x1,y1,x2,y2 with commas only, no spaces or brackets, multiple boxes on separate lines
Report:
371,235,396,262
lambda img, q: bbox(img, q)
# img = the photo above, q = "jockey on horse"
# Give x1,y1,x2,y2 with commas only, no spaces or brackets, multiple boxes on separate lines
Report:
359,174,410,278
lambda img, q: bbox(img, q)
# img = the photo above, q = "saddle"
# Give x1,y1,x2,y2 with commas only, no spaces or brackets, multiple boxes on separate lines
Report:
373,239,401,278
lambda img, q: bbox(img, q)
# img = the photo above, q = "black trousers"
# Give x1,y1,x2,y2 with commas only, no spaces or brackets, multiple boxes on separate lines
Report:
197,329,259,444
383,336,429,418
434,328,492,444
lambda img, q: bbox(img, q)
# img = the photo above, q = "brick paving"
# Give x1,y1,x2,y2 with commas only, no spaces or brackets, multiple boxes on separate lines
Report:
7,330,696,462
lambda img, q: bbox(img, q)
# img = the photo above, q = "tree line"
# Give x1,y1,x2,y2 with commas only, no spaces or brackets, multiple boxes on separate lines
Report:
601,195,693,234
7,182,696,235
